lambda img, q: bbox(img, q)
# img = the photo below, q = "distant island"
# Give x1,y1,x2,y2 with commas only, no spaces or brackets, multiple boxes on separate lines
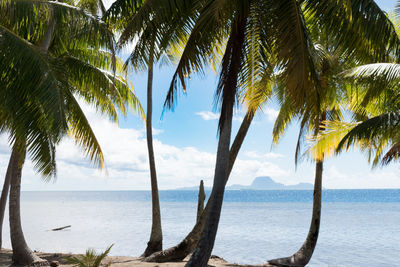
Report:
177,176,314,190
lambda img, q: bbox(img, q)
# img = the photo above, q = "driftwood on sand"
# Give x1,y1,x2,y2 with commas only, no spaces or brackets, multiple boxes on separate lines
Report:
51,225,71,231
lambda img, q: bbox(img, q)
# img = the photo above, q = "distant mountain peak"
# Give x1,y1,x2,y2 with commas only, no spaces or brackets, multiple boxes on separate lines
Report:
176,176,314,190
251,176,282,188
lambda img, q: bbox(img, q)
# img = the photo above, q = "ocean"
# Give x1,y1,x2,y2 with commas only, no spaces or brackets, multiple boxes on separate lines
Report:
2,190,399,266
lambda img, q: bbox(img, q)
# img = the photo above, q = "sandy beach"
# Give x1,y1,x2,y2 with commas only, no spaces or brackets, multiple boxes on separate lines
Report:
0,249,273,267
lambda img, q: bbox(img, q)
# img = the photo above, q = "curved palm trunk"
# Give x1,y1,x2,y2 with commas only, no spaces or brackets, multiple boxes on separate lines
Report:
186,102,233,267
9,147,46,266
143,112,254,263
267,159,323,267
185,8,249,263
142,50,163,257
8,9,56,264
0,149,14,248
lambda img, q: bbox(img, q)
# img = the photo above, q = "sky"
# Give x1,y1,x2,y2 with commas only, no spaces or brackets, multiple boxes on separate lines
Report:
2,0,399,191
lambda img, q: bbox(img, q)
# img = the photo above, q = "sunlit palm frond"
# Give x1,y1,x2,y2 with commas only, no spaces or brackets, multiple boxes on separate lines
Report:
337,112,400,154
64,91,105,170
344,63,400,82
308,120,359,161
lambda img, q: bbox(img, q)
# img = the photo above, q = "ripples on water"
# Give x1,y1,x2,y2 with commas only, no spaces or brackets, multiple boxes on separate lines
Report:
2,190,399,266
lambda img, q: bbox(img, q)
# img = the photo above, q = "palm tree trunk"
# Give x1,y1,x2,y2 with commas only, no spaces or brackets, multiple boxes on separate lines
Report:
186,100,234,267
268,111,326,267
8,8,56,264
267,160,323,267
185,8,249,264
9,147,46,266
143,111,254,263
0,149,14,248
142,47,163,257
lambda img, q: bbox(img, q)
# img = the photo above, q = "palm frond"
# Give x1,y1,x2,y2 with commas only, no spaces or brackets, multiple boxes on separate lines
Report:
271,0,319,110
66,244,113,267
164,0,233,109
308,120,358,161
337,112,400,153
64,91,105,169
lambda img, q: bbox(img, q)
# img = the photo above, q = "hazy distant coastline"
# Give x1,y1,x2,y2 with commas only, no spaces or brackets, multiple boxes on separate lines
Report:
176,176,314,190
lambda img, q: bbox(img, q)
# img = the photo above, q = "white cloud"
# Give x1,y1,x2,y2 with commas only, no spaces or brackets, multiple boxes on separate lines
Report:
196,111,220,121
244,151,284,159
0,104,288,191
3,103,398,191
262,107,279,122
196,111,243,122
323,165,400,189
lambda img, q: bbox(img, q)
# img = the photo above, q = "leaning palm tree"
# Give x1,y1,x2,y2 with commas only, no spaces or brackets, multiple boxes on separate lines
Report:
141,25,276,263
0,1,143,265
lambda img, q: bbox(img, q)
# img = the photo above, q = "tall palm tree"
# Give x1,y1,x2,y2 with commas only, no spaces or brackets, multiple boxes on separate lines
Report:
267,44,346,267
266,5,400,263
107,2,164,255
106,0,204,255
0,1,143,265
141,20,276,262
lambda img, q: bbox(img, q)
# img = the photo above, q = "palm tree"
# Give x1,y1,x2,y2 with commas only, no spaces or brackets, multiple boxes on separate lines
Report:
106,0,205,255
0,1,143,265
0,150,12,249
266,6,400,265
142,108,259,263
267,45,345,267
141,21,276,262
107,2,165,255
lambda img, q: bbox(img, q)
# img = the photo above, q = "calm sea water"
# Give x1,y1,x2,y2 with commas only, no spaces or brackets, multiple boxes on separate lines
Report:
2,190,399,266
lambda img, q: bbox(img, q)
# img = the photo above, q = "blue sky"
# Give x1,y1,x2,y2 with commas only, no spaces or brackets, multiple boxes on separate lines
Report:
1,0,399,191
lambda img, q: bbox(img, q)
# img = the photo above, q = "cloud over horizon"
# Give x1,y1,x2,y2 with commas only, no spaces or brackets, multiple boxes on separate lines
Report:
0,104,292,191
0,104,398,191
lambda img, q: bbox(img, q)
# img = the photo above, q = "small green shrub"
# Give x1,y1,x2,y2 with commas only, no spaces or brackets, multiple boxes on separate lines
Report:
66,244,113,267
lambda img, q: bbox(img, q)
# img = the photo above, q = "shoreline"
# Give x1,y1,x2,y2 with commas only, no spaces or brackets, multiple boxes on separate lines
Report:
0,249,273,267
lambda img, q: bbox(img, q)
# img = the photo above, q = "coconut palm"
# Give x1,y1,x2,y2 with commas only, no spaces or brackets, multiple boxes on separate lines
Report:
0,1,143,265
107,1,165,255
141,26,276,262
266,12,400,267
106,0,207,255
267,45,346,267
